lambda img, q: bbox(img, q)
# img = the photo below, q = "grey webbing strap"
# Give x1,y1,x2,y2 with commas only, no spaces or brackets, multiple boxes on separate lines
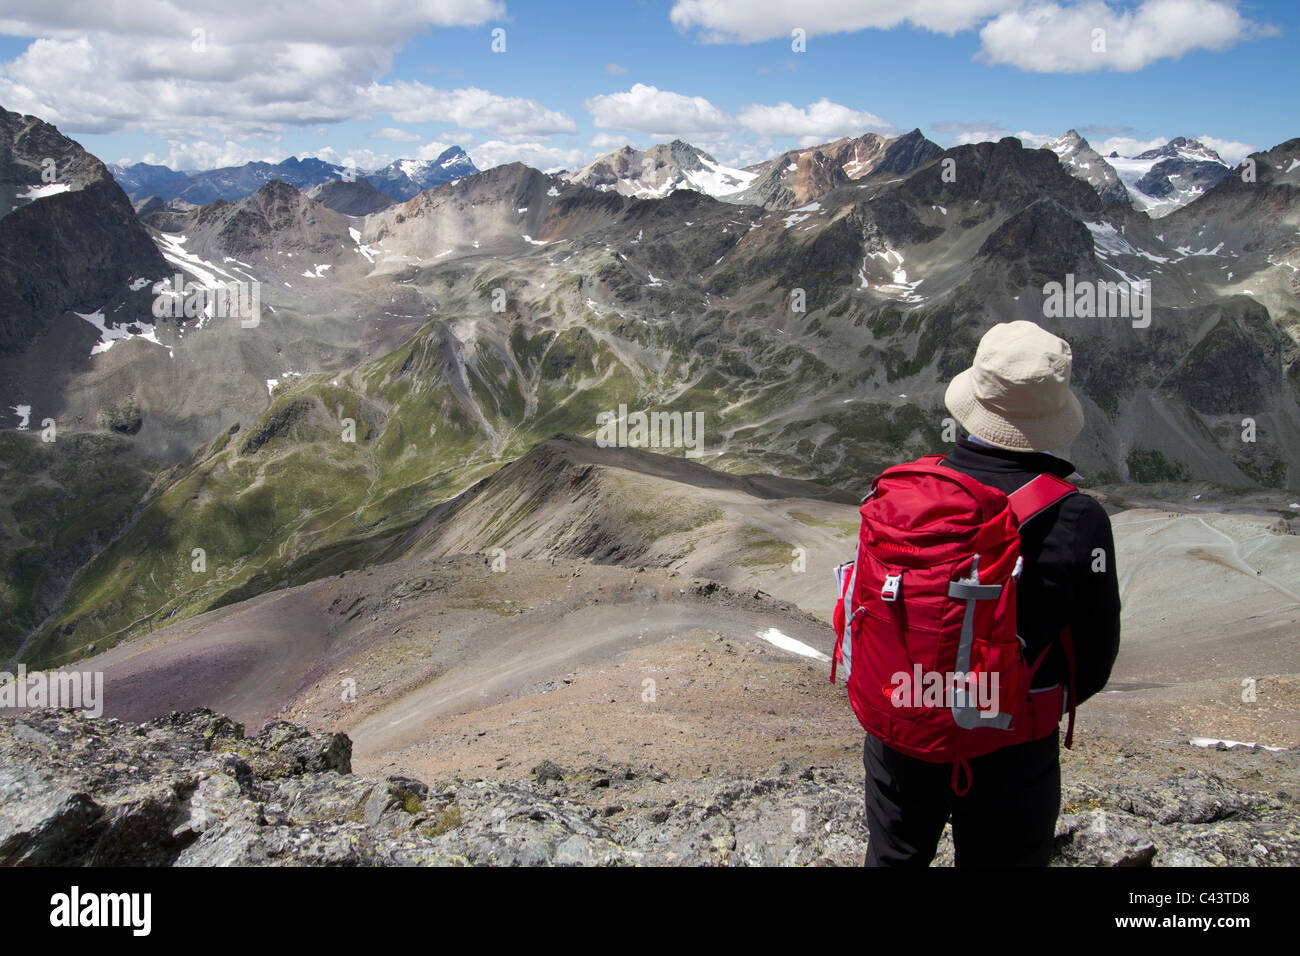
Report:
840,560,860,677
947,557,1012,730
947,581,1002,601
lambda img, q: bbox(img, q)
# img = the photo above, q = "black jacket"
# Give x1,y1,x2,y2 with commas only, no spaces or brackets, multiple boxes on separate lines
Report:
939,438,1121,704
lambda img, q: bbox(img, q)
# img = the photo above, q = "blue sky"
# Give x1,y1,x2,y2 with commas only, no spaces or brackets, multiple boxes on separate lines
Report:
0,0,1292,173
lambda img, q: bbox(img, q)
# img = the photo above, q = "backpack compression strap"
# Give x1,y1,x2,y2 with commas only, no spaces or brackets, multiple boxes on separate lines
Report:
1059,623,1078,749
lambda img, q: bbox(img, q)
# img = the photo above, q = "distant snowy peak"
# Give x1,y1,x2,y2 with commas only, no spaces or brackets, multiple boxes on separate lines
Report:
1048,133,1230,218
436,146,478,174
398,159,432,180
1110,138,1230,218
394,148,476,187
1044,130,1130,206
563,140,757,199
366,148,478,201
1134,137,1226,165
109,149,478,206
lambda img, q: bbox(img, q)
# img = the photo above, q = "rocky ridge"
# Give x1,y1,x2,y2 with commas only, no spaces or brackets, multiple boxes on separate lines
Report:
1,708,1294,866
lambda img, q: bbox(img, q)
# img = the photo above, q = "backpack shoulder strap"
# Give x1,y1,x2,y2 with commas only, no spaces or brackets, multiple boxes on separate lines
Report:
1007,472,1077,526
1008,472,1081,749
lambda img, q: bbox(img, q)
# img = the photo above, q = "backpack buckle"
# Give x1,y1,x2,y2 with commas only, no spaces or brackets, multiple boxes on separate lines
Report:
881,573,901,602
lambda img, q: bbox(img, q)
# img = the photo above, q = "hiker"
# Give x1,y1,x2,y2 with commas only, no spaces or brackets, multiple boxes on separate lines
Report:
832,320,1121,866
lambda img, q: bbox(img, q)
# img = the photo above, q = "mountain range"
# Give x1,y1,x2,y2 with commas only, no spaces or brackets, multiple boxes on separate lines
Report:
108,131,1232,219
108,146,479,206
2,101,1298,673
1048,130,1233,216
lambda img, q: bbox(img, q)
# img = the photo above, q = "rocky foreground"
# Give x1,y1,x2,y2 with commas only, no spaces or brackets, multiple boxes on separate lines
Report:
1,708,1296,866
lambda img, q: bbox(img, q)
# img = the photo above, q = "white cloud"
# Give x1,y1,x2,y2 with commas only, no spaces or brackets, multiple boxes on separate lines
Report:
151,140,277,171
686,136,784,169
589,132,630,151
946,127,1011,145
931,121,1054,148
944,127,1053,147
669,0,1272,75
303,145,396,171
415,140,457,160
604,62,628,75
1192,135,1255,166
737,98,893,144
467,140,593,173
978,0,1275,73
1008,130,1053,148
361,82,576,137
371,127,422,142
669,0,1020,41
585,83,732,136
0,0,504,41
1092,134,1169,156
1090,133,1253,164
0,1,580,147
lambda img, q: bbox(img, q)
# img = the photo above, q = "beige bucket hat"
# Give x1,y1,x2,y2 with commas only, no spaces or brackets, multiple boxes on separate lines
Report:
943,321,1085,453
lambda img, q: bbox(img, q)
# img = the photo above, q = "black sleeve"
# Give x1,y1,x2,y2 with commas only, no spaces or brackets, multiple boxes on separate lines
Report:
1066,496,1122,704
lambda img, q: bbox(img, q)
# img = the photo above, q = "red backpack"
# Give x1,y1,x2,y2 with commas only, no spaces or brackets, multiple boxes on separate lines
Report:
831,454,1078,794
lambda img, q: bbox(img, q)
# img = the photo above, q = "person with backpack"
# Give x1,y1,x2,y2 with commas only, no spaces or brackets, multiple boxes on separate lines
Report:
831,320,1121,866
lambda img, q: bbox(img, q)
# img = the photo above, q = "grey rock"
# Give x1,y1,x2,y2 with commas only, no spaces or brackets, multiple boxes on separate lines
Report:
2,708,1297,866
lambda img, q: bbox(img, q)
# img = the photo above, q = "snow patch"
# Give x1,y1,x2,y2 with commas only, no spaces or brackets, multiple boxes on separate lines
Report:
1174,242,1225,258
756,628,829,662
1189,737,1284,752
684,156,758,197
75,309,170,357
859,248,924,302
155,233,240,294
349,226,378,263
1107,154,1214,218
266,370,302,396
18,182,72,200
1086,221,1168,263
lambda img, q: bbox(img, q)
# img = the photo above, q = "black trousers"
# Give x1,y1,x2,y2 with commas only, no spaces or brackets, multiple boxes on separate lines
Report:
863,732,1061,867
